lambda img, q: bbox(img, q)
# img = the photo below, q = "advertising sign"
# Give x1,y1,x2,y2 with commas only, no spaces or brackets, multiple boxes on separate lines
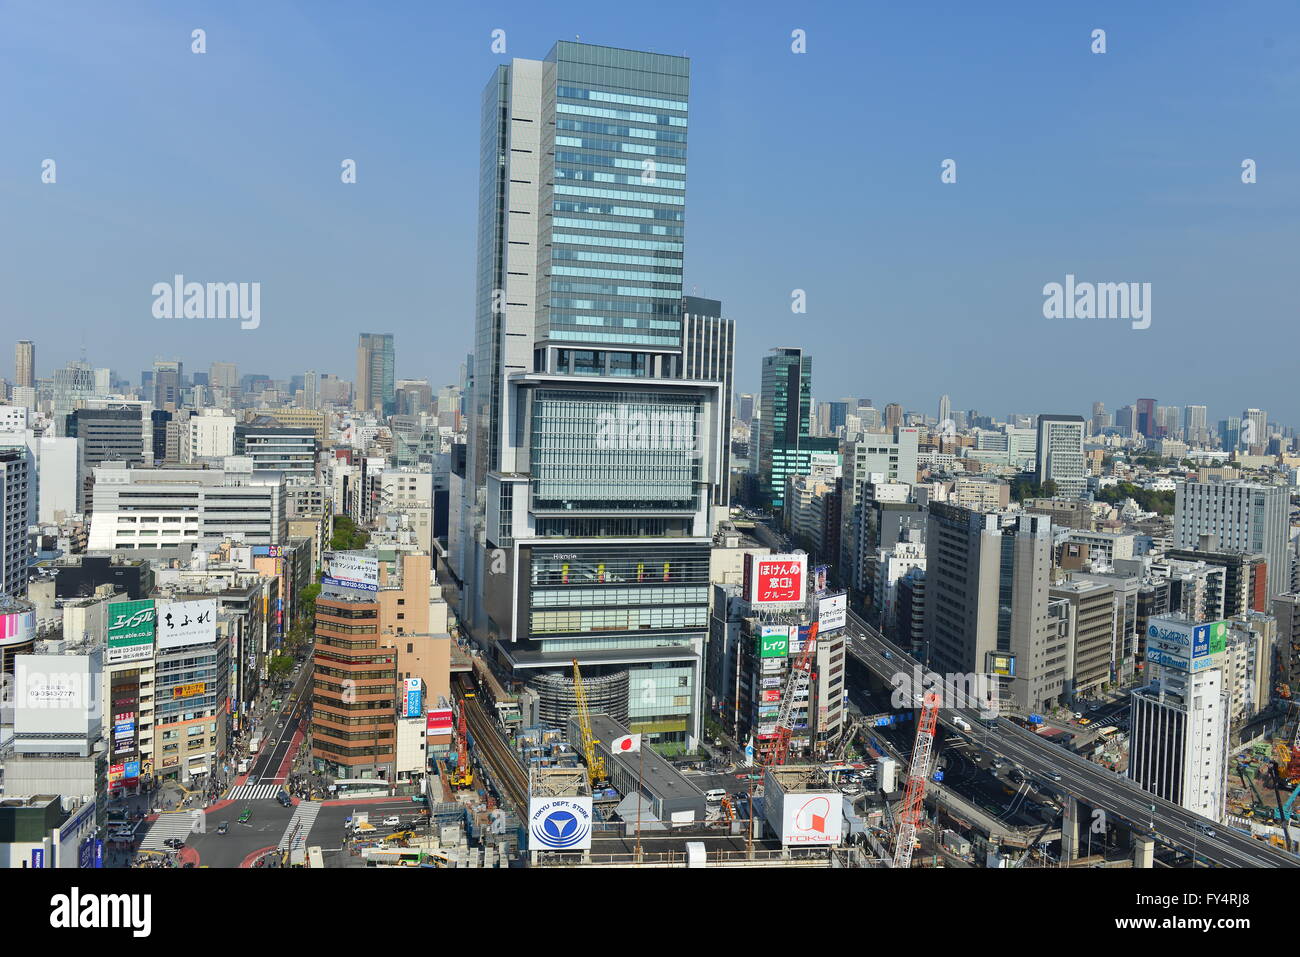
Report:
321,575,378,595
528,796,593,851
761,677,783,689
985,652,1017,677
789,622,818,656
761,689,782,703
761,657,784,674
779,791,844,846
106,600,156,664
1208,620,1229,655
404,678,423,718
329,553,379,587
31,849,44,869
757,624,791,659
748,554,808,609
172,682,207,699
157,599,217,650
817,593,847,632
811,565,830,596
426,708,454,736
124,760,140,779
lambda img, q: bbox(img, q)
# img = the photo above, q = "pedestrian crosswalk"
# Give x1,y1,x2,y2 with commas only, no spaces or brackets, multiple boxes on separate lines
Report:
278,801,322,851
226,783,285,801
139,812,203,850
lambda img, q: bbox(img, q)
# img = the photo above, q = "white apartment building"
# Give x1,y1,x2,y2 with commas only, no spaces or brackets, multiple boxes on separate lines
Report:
1174,480,1292,600
188,410,237,461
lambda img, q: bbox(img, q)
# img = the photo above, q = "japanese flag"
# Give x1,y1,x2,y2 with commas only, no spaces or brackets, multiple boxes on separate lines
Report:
611,734,641,754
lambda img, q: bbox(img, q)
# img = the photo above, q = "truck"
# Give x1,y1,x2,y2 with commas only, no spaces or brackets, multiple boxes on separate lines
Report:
249,733,262,755
953,716,972,732
238,759,250,775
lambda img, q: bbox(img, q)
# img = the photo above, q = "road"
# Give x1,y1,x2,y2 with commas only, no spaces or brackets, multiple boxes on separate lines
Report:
843,608,1299,868
248,659,313,783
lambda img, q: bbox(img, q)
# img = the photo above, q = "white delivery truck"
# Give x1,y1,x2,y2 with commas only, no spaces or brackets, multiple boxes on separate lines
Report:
249,733,262,755
953,716,972,732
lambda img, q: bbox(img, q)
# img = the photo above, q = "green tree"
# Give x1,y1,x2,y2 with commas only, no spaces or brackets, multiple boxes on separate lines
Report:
268,654,294,681
330,515,370,551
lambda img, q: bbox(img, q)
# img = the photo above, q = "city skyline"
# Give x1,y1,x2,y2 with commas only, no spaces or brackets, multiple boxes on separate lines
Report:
6,2,1300,420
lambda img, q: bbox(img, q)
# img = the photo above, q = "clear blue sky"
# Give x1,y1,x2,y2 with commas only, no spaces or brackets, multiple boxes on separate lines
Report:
3,0,1298,428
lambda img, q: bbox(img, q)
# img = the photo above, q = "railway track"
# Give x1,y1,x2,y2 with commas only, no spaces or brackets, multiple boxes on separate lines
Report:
457,687,529,813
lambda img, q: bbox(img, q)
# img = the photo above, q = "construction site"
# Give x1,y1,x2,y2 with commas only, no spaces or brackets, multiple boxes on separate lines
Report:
1224,700,1300,850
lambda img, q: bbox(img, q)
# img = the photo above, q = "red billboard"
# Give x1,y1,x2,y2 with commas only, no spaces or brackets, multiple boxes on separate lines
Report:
747,554,808,609
426,708,454,737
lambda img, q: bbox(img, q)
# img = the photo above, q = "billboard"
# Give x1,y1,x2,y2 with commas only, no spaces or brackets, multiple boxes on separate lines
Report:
811,564,830,596
778,791,844,846
817,593,847,632
172,682,207,699
528,796,593,851
329,553,379,588
157,599,217,650
789,621,819,655
986,652,1017,677
746,553,808,609
757,624,792,659
404,678,423,718
0,607,35,649
426,708,454,736
106,600,156,664
14,654,101,736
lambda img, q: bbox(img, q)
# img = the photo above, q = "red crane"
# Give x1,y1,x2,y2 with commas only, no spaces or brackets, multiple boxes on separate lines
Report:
450,705,473,788
759,623,819,768
893,691,941,869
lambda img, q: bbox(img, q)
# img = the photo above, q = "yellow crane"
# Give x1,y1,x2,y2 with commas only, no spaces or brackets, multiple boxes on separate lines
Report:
572,658,607,789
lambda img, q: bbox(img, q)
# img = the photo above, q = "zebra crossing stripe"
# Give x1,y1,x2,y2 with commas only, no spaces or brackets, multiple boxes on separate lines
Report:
226,784,284,801
278,801,322,851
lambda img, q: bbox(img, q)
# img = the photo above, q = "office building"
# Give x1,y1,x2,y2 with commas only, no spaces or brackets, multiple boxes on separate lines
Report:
455,41,728,748
924,504,1067,713
1136,398,1157,439
1050,579,1116,698
51,361,100,426
0,448,32,597
234,423,317,478
1184,405,1208,446
153,359,183,410
1174,481,1291,600
682,296,734,508
357,333,396,417
1129,615,1229,820
759,348,812,510
189,410,237,460
1035,414,1086,498
14,340,34,389
86,462,287,552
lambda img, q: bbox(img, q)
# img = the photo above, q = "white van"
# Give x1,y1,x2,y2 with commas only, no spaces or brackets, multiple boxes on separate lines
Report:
704,788,727,803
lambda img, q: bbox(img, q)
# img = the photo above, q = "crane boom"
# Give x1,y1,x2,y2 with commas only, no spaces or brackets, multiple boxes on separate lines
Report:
893,692,941,869
760,622,819,767
572,659,607,788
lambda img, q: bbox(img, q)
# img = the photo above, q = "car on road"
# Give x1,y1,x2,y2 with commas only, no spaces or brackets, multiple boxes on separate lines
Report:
1198,823,1216,837
1050,773,1062,781
1073,712,1083,719
163,838,185,849
238,808,252,824
382,815,401,826
1089,704,1101,712
276,792,292,808
883,651,892,660
1078,718,1091,726
216,821,228,835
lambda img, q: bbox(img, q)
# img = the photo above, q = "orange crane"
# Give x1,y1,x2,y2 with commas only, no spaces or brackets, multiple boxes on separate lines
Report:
893,692,941,869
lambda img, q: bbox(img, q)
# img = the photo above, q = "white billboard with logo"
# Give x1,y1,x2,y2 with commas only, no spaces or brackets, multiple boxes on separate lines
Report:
528,796,593,851
157,599,217,650
329,553,379,588
778,791,843,846
818,593,847,632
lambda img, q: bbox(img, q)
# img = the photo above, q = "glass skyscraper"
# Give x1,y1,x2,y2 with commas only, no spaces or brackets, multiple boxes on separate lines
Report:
454,42,726,750
759,347,813,509
356,333,395,416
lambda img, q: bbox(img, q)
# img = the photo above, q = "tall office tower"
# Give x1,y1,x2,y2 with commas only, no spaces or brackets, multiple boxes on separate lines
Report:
1115,404,1135,437
759,347,813,509
1090,401,1106,436
1035,414,1086,498
736,393,755,426
1157,406,1181,441
1274,595,1300,699
14,340,34,389
152,359,183,411
459,41,726,749
51,360,100,430
209,361,239,395
840,427,921,589
1175,481,1291,599
356,333,396,416
883,403,903,432
1184,405,1208,445
682,296,734,508
1242,408,1268,450
924,504,1066,713
0,448,31,597
937,394,952,426
1129,616,1228,820
302,370,319,410
1135,398,1157,439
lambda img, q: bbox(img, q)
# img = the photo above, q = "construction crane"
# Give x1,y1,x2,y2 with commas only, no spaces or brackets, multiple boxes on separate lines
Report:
450,706,474,788
572,659,607,789
759,623,819,768
892,691,941,870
